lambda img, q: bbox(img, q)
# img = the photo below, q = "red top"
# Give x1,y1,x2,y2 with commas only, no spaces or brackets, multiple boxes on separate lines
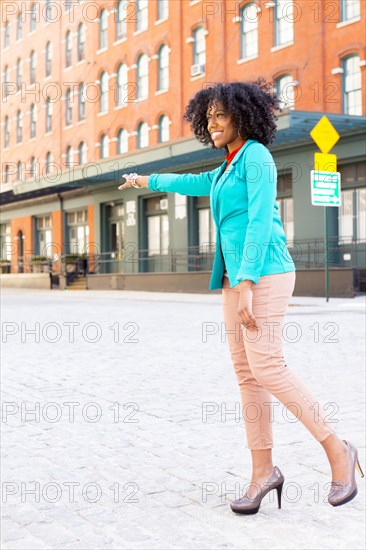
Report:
224,140,247,170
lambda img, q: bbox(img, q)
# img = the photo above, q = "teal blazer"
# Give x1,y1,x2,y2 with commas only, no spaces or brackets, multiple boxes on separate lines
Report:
148,139,295,290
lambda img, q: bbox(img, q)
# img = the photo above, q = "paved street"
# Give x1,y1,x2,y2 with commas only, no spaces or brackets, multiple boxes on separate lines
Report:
1,288,365,550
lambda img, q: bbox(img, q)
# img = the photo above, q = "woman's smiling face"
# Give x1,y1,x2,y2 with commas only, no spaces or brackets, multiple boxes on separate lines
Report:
206,101,245,152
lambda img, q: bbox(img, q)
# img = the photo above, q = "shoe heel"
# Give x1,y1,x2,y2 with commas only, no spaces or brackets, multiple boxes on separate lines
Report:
275,481,284,509
355,456,364,478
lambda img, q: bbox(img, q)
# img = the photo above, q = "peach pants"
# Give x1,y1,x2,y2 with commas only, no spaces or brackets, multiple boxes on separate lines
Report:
221,271,336,450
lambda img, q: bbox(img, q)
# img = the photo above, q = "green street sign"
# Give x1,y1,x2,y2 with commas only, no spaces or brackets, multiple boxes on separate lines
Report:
310,170,341,207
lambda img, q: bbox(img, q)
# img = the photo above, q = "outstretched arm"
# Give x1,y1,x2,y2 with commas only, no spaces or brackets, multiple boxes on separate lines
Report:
118,166,220,197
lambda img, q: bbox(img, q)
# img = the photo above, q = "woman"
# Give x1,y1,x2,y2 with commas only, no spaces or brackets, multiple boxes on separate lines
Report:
118,79,363,513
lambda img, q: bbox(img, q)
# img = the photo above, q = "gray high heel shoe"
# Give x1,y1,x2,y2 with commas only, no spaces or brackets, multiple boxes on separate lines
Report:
230,466,284,515
328,439,364,507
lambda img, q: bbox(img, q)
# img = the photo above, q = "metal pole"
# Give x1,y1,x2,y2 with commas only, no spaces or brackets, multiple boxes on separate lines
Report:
325,206,330,302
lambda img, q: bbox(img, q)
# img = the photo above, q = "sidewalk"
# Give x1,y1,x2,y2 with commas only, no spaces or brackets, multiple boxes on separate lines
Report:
1,289,365,549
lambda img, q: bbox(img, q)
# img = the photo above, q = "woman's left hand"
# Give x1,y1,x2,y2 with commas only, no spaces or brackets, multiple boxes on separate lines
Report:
237,281,259,331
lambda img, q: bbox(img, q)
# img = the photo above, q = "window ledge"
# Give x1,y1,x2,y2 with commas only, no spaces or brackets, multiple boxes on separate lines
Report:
237,55,258,64
76,59,86,66
133,28,148,37
96,48,108,55
97,111,108,117
155,89,169,96
190,73,206,81
77,120,86,125
64,65,72,71
114,104,128,110
113,37,127,45
336,16,361,28
154,17,168,26
271,41,294,53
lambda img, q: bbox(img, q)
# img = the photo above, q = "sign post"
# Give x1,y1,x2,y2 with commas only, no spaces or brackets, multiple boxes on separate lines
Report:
310,116,341,302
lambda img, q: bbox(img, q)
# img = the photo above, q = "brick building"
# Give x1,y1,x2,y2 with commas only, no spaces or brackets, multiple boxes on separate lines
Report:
1,0,365,294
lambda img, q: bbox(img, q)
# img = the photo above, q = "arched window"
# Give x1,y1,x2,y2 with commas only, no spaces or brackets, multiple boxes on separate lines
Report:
16,58,22,89
157,45,169,91
66,146,73,168
158,115,169,142
99,9,108,49
45,152,53,174
116,63,128,107
17,13,22,41
45,41,52,77
100,71,108,113
117,129,128,154
30,3,36,32
342,54,362,115
240,2,258,59
65,88,72,125
100,134,109,158
116,0,127,40
78,23,85,61
4,21,10,48
193,26,206,69
30,50,36,84
275,74,296,110
137,121,148,148
4,116,9,148
65,30,72,67
30,103,37,138
137,54,148,100
46,97,53,132
78,141,87,164
78,82,86,120
16,110,23,143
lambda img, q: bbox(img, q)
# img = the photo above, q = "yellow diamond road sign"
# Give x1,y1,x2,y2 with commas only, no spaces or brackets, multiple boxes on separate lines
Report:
310,115,340,154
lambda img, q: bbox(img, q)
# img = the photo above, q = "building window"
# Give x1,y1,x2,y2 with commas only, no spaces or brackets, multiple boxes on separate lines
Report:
158,115,169,142
117,129,128,154
45,41,52,77
78,82,86,119
137,54,148,100
146,196,169,256
30,3,36,32
137,121,148,148
116,0,127,39
16,58,22,90
100,134,109,158
16,110,22,143
342,55,362,115
17,161,23,181
338,161,366,243
46,97,53,132
197,196,215,254
116,63,128,107
136,0,148,32
17,13,22,41
36,215,52,257
78,23,85,61
193,26,206,68
157,0,169,20
30,157,36,179
157,45,169,91
65,88,72,125
30,50,36,84
0,223,11,261
99,9,108,49
66,210,89,254
340,0,360,21
66,145,74,168
45,152,53,175
30,103,36,138
4,21,10,48
100,71,109,112
276,172,294,241
240,2,258,58
274,0,293,46
4,165,10,184
275,74,296,110
65,0,71,12
3,66,9,97
4,116,9,148
45,0,52,22
65,30,72,67
79,141,87,164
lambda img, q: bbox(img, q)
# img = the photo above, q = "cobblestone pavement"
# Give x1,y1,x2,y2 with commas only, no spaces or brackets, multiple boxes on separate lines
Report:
1,288,365,549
